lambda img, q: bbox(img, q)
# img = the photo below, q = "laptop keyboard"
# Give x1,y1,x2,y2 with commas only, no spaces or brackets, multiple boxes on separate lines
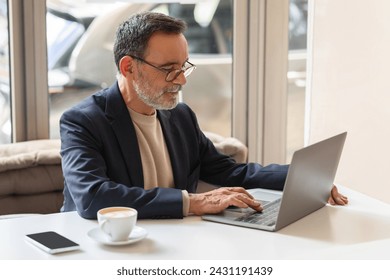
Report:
235,198,282,226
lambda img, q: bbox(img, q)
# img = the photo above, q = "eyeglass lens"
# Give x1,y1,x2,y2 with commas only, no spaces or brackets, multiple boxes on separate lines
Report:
166,63,195,81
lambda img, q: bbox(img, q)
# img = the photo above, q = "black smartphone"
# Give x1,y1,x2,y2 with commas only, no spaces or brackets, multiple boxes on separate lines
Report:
25,231,80,254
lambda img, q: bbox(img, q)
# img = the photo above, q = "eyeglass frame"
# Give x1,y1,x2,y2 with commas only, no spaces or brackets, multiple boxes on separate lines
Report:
128,55,196,82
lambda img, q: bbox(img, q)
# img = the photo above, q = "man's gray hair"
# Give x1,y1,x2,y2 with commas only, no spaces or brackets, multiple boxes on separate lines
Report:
113,12,187,70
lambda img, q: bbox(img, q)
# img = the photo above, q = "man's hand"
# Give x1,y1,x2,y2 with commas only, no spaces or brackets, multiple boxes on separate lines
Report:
328,185,348,205
188,185,347,216
189,187,262,216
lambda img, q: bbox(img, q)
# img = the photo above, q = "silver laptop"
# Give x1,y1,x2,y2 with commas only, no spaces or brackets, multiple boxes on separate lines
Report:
202,132,347,231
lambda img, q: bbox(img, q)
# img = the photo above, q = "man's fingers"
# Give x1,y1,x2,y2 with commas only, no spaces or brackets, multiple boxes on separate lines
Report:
328,185,348,205
229,194,263,211
335,195,348,205
226,188,262,210
190,187,263,215
224,187,255,199
331,185,338,194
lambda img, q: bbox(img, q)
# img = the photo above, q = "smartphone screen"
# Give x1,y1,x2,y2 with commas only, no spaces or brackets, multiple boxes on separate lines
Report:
25,231,80,254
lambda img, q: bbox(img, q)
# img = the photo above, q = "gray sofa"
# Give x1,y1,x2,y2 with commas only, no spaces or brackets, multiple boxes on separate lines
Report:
0,133,247,216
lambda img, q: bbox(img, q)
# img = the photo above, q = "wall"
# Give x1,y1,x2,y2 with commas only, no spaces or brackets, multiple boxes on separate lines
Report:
307,0,390,203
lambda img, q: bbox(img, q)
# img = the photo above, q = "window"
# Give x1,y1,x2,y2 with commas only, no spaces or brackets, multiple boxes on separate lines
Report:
287,0,308,162
47,0,233,139
0,0,10,144
3,0,305,166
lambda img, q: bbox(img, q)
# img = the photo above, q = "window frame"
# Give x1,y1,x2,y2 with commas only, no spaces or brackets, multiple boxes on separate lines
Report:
233,0,288,164
9,0,48,142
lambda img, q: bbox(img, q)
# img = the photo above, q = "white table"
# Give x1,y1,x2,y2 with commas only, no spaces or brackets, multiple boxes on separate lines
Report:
1,187,389,260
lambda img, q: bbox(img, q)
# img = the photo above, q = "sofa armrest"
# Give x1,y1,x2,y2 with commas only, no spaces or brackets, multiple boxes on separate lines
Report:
204,131,248,163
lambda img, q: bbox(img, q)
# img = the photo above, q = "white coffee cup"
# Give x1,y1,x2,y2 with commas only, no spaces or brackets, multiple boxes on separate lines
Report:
97,207,137,242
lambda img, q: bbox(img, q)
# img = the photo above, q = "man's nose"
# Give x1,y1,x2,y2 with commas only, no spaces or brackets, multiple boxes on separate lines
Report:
172,71,187,85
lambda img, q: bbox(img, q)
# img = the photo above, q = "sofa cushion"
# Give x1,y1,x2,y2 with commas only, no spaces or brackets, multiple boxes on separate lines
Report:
0,192,64,215
0,165,63,196
0,139,63,215
0,139,61,172
204,131,248,163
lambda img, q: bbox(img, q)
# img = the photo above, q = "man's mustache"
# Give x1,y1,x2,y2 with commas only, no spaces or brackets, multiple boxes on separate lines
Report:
164,85,182,93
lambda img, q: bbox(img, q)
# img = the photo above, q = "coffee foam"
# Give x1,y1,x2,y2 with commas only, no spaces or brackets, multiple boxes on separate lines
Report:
103,210,133,218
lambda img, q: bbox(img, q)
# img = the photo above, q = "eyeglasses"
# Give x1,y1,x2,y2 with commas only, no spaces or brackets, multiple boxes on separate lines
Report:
129,55,196,82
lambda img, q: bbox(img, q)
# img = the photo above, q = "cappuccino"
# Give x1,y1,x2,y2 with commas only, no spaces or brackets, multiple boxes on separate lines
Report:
97,207,138,242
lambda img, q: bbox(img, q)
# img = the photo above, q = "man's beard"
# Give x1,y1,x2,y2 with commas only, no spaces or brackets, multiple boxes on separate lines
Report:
133,79,181,110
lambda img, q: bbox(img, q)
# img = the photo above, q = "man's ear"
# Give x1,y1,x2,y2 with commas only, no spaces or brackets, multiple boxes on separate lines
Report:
119,56,133,76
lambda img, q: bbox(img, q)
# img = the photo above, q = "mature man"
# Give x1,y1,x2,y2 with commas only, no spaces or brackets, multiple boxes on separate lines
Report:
60,12,347,219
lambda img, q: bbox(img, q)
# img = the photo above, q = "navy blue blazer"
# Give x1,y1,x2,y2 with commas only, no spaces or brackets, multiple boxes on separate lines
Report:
60,82,288,219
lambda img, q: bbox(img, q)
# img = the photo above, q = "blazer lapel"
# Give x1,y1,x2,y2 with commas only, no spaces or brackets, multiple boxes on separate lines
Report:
104,83,144,187
158,110,187,190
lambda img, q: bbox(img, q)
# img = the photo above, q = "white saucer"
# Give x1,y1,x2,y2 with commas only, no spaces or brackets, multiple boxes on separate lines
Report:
87,226,148,246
